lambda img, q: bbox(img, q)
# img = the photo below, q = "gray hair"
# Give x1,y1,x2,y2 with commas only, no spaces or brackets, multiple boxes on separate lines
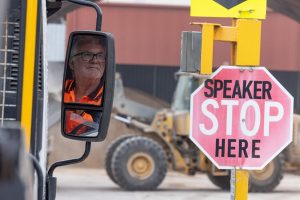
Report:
70,34,106,56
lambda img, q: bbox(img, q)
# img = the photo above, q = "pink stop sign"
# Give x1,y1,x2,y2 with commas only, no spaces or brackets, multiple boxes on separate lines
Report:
190,66,293,169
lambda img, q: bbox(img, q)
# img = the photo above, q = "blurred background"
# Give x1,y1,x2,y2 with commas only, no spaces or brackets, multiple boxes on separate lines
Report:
46,0,300,170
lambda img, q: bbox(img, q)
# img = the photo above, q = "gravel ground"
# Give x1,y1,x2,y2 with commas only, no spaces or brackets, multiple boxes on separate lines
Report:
54,168,300,200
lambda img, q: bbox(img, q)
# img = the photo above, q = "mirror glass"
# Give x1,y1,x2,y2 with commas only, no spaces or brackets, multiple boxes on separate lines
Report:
64,109,100,137
61,31,115,141
64,34,107,106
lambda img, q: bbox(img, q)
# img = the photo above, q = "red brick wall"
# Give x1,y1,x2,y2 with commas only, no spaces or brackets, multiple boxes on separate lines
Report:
66,3,300,71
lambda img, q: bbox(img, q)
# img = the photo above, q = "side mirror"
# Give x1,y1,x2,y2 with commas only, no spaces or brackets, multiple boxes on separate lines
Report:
61,31,115,141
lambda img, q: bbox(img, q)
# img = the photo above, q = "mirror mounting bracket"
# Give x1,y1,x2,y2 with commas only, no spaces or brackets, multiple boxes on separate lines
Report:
63,0,102,31
46,142,91,200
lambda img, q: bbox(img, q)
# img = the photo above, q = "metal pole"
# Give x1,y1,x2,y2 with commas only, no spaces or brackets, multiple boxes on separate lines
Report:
64,0,102,31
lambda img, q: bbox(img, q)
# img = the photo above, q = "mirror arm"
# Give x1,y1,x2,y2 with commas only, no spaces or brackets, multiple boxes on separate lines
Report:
47,142,91,177
63,0,102,31
46,142,91,200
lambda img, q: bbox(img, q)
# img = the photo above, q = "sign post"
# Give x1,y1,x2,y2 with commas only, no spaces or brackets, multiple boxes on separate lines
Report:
188,0,294,199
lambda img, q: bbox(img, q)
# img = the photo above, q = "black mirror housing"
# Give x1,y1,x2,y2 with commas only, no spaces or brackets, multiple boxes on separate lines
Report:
61,31,115,142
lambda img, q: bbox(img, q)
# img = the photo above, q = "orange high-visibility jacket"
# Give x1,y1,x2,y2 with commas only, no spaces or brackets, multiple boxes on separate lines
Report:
64,79,103,105
64,79,103,135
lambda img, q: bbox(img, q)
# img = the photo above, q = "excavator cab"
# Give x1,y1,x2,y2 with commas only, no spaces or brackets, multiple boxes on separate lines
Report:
171,74,199,111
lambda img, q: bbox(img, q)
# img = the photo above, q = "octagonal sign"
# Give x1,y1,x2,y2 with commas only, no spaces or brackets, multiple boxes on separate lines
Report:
190,66,293,169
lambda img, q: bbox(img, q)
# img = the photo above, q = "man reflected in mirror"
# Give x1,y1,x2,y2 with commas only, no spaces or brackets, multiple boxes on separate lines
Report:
65,35,106,105
64,35,106,136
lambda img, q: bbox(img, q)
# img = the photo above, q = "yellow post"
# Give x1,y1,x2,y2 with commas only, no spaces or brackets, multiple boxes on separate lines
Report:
233,170,249,200
191,18,262,200
232,19,261,66
199,23,217,74
232,19,261,200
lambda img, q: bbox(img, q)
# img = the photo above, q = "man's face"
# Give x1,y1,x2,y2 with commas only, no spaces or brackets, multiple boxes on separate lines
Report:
70,39,105,81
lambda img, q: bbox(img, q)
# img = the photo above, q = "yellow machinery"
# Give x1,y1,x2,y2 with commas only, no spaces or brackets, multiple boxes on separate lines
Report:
108,72,300,192
0,0,299,199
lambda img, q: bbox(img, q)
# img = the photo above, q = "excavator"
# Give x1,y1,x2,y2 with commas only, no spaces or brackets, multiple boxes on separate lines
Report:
0,0,299,200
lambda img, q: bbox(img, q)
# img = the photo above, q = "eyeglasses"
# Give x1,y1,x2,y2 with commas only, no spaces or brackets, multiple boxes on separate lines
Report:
72,52,106,62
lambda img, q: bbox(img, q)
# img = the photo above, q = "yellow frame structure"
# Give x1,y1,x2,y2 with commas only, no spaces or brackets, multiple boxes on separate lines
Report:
21,0,38,150
190,18,263,200
191,19,261,74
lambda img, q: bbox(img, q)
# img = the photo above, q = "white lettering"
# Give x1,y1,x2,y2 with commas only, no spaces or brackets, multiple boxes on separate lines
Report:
199,99,219,135
264,101,283,136
221,100,238,135
240,100,260,136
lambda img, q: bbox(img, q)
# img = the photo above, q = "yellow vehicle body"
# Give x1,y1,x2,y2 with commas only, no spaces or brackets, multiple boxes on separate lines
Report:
109,73,300,192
